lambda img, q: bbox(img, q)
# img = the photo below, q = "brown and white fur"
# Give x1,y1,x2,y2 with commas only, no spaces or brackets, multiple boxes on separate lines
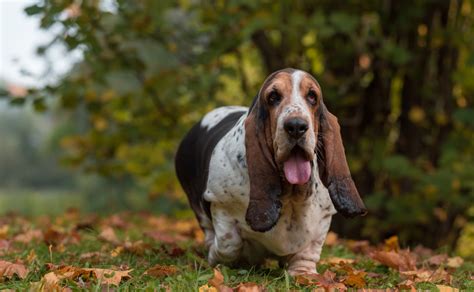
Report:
175,68,366,275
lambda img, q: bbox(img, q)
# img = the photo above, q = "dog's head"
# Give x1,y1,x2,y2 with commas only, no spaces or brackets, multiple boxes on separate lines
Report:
245,68,367,232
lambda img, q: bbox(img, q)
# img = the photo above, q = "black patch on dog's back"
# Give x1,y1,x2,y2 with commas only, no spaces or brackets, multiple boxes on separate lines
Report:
175,110,246,227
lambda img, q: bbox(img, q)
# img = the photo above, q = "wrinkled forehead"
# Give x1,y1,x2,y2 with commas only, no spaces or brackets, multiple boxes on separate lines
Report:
259,69,322,96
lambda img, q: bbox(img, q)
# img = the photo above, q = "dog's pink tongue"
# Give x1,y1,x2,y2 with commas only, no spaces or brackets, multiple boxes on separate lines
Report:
283,151,311,185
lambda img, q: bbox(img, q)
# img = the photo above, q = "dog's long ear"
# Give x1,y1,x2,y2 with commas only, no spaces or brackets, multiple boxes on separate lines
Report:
244,96,282,232
318,103,367,217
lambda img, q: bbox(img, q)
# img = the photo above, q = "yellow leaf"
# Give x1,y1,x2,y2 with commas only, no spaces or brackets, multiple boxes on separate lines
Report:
0,225,9,239
27,249,37,264
437,284,459,292
384,235,400,251
111,246,124,257
198,284,218,292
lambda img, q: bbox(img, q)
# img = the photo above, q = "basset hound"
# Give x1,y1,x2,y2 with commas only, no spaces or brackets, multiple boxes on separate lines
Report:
175,68,367,275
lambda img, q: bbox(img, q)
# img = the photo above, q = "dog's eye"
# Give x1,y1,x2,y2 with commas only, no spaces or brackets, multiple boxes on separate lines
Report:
307,90,318,105
268,91,282,105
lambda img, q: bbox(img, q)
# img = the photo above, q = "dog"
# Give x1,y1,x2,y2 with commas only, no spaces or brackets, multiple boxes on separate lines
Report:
175,68,366,275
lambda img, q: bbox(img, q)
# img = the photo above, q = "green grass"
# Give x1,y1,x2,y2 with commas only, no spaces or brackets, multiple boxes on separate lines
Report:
0,212,472,291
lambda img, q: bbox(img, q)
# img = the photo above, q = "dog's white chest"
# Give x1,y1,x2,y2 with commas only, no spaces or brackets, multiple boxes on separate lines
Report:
205,121,336,257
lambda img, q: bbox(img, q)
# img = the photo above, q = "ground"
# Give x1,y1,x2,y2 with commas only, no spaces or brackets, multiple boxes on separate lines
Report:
0,210,472,291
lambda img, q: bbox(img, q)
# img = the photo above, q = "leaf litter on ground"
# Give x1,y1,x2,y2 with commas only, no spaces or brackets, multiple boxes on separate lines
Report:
0,210,471,290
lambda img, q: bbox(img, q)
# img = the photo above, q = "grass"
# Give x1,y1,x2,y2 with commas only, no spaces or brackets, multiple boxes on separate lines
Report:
0,211,472,291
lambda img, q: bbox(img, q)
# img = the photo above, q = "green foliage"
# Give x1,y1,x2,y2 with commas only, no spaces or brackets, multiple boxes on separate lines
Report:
11,0,474,249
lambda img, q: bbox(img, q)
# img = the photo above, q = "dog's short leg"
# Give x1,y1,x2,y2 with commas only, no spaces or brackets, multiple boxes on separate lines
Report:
286,214,332,276
208,206,243,266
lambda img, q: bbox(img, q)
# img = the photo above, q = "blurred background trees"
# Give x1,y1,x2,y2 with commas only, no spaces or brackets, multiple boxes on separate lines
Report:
1,0,473,253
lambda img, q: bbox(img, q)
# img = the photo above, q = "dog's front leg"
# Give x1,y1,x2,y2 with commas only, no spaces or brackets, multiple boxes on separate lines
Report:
286,214,332,276
208,205,243,266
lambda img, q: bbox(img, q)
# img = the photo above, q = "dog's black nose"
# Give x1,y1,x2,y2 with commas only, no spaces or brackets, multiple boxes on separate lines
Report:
284,118,308,139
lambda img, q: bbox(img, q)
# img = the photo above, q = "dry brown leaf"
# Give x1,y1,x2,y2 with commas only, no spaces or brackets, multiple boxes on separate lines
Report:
446,256,464,268
36,271,64,291
47,265,132,286
320,257,355,265
43,227,66,246
343,270,367,288
427,254,448,266
13,229,43,243
235,282,263,292
85,268,132,286
208,268,225,288
0,260,28,279
144,230,188,244
144,264,178,278
346,240,372,255
123,240,150,255
437,284,459,292
400,268,452,284
79,251,105,262
0,240,11,255
295,270,346,290
370,249,417,271
413,245,434,258
98,227,120,245
398,279,416,291
30,272,71,292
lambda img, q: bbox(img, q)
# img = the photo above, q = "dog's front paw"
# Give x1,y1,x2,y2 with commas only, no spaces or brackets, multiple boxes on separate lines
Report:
287,260,317,276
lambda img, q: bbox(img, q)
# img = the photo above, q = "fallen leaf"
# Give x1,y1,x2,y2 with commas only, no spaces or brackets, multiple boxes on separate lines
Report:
343,270,366,288
198,284,218,292
27,249,37,264
400,268,452,284
86,268,132,286
346,240,372,254
208,268,224,288
398,279,416,291
427,254,448,266
43,227,65,246
413,245,434,258
320,257,355,265
144,265,178,278
144,230,188,244
430,268,452,284
295,270,347,290
446,256,463,268
0,260,28,279
42,272,62,290
123,240,150,255
13,229,43,243
0,225,9,239
384,235,400,251
47,265,132,286
111,246,124,257
370,249,417,271
98,227,120,245
79,251,105,262
235,282,263,291
437,285,459,292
